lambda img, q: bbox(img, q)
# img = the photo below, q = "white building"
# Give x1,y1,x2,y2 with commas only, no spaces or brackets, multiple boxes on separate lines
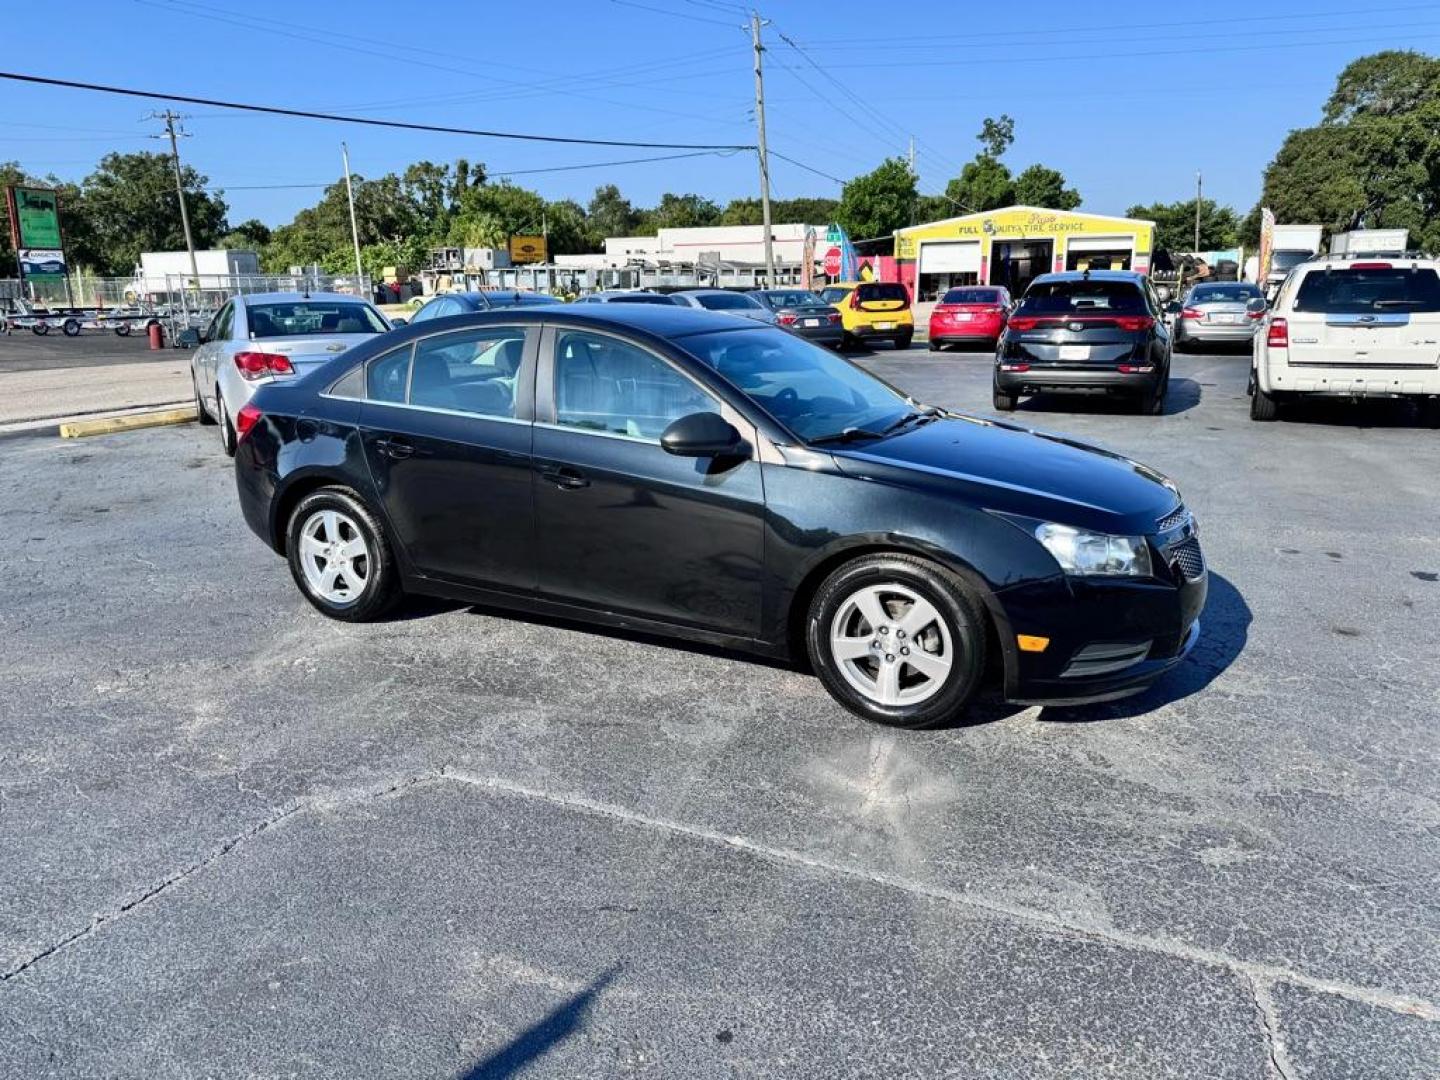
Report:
135,249,260,293
603,224,817,265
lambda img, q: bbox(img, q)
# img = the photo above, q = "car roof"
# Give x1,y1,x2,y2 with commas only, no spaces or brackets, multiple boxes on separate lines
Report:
674,288,750,296
1029,271,1146,285
401,301,765,339
238,291,372,305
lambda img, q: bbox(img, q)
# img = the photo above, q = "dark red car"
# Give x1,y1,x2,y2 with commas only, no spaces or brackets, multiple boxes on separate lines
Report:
928,286,1012,351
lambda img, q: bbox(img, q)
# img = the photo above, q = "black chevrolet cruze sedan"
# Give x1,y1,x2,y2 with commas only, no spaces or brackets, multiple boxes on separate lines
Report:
994,270,1171,415
232,304,1206,727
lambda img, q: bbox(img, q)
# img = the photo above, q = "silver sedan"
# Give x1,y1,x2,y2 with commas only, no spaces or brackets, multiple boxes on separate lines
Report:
1173,282,1267,350
188,292,392,454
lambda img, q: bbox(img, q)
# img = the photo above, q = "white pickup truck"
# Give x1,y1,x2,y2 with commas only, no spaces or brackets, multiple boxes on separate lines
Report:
1250,254,1440,422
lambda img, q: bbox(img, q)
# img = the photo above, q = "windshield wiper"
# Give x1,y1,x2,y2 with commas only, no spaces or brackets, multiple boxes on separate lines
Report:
808,426,888,445
881,406,943,435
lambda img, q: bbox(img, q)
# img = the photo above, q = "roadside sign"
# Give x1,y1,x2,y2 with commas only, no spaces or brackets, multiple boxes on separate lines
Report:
509,234,547,264
9,186,62,249
825,225,843,244
823,247,842,276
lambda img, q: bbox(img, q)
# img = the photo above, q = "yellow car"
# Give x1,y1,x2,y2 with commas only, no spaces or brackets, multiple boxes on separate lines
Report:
817,281,914,349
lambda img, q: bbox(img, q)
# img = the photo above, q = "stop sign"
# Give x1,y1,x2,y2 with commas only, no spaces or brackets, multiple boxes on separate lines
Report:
823,247,842,276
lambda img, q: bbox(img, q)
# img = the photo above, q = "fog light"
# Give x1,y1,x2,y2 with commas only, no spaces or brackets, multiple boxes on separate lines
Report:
1017,634,1050,652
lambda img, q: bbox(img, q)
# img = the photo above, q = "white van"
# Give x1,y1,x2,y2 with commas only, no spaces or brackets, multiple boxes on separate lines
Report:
1250,255,1440,421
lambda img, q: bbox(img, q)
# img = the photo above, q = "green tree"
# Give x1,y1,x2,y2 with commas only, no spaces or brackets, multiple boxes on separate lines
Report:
220,218,271,250
1257,50,1440,252
947,157,1014,213
977,114,1015,159
80,152,227,274
1126,197,1242,252
775,196,840,225
837,157,917,240
719,197,762,226
586,184,640,241
638,192,722,232
1012,164,1081,210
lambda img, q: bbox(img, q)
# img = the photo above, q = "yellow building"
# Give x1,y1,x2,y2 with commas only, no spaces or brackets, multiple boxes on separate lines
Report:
894,206,1156,301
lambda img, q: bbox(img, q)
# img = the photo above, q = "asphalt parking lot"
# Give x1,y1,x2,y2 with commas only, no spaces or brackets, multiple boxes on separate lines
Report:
1,344,1436,1078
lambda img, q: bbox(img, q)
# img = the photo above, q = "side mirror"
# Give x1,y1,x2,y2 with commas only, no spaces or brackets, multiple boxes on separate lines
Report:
1246,297,1268,314
1165,301,1183,315
388,316,408,328
178,328,201,348
660,411,744,458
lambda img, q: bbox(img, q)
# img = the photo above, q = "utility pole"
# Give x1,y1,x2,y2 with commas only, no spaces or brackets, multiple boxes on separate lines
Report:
750,11,774,281
1194,170,1203,252
341,142,363,283
908,136,915,172
152,110,200,289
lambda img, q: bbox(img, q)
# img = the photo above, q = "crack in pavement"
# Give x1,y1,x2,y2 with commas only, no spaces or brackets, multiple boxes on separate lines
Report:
1248,974,1300,1080
5,764,1438,1056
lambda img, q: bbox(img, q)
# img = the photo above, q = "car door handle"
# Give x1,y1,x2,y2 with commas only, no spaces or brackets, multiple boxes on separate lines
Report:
541,465,590,490
375,438,422,460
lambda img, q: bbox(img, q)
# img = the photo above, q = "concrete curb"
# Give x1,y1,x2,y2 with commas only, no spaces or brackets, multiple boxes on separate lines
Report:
58,406,197,439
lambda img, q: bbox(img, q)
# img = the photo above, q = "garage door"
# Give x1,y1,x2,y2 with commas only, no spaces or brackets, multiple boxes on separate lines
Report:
919,241,981,275
1067,236,1133,253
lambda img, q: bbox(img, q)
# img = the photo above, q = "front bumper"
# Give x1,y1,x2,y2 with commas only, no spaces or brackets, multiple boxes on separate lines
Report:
997,570,1207,706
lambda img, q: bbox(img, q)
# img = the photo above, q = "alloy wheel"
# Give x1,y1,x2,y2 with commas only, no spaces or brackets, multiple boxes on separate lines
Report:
829,582,954,706
298,509,371,605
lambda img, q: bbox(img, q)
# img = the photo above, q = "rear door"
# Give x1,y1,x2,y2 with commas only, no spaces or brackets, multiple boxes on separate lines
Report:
1286,264,1440,369
359,325,538,591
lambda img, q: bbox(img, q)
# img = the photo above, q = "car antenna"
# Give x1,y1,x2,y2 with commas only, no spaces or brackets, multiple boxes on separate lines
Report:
1082,267,1091,280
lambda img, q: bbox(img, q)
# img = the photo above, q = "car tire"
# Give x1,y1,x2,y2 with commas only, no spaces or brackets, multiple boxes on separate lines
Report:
895,330,913,350
840,331,857,351
993,387,1018,411
32,323,48,336
806,553,987,728
1250,384,1280,422
193,374,216,426
114,323,131,337
62,319,81,337
928,340,941,352
285,488,401,622
217,390,237,456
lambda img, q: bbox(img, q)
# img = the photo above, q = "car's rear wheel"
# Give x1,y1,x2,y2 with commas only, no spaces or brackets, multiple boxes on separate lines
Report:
1250,384,1280,421
1142,379,1167,415
286,489,401,621
807,554,987,728
840,331,857,351
192,374,216,425
993,386,1018,411
217,389,237,455
928,340,942,352
895,329,913,350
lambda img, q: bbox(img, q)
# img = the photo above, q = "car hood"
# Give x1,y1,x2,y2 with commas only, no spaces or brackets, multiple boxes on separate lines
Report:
828,414,1179,535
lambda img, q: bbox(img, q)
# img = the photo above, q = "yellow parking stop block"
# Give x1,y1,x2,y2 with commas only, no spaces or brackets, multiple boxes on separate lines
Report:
59,407,197,439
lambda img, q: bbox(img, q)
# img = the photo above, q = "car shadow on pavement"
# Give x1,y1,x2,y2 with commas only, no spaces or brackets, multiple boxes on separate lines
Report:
1014,377,1203,417
1035,570,1251,724
456,964,621,1080
1273,397,1440,429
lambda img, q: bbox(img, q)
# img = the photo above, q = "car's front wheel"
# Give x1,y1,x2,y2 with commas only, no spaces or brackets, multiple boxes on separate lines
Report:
193,374,215,425
806,554,987,728
286,489,401,621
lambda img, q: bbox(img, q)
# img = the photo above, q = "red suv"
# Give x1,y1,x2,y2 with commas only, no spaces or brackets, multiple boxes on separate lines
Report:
928,286,1012,351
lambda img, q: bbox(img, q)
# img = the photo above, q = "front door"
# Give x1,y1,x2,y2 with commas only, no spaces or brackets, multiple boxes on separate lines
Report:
359,325,537,592
533,326,765,637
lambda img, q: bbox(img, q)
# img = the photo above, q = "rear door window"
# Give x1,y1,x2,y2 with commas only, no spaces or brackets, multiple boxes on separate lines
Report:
941,288,1001,305
1018,281,1145,314
367,344,412,404
1293,267,1440,313
409,328,525,419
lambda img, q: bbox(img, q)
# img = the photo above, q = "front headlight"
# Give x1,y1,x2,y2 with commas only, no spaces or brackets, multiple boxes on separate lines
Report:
1034,523,1153,577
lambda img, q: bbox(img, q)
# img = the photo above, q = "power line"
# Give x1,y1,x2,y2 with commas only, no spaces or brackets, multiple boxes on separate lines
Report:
768,151,845,187
0,71,756,151
608,0,740,27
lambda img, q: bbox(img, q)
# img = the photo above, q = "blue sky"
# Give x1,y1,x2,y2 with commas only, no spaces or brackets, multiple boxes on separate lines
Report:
4,0,1434,227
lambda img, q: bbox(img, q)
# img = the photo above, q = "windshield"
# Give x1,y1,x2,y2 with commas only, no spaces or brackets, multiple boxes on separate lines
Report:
1191,285,1262,303
819,287,852,304
683,327,911,441
1293,267,1440,312
246,301,387,338
942,288,1002,305
1017,281,1145,314
694,293,762,311
1271,251,1312,271
607,293,676,304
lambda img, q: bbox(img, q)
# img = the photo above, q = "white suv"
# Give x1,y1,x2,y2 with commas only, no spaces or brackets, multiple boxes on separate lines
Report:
1250,254,1440,421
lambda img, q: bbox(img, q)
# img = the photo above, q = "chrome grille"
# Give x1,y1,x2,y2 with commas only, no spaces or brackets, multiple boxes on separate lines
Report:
1171,536,1205,581
1156,504,1189,533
